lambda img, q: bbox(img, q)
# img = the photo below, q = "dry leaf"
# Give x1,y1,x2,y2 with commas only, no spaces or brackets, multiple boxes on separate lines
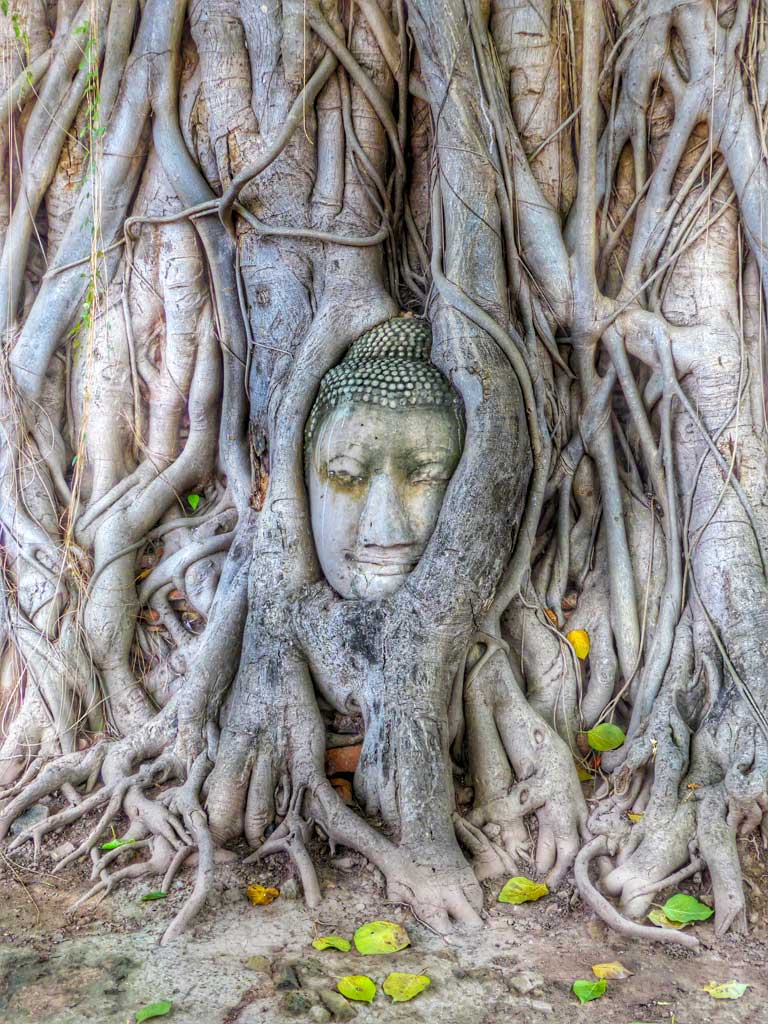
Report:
647,908,688,930
567,628,590,659
382,973,431,1002
703,981,748,1000
592,961,632,980
354,921,410,954
498,876,548,904
338,975,376,1002
246,884,279,906
312,935,351,952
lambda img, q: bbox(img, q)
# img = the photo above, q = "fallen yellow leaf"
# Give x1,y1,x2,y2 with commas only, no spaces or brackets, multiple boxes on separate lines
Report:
592,961,633,980
312,935,351,952
647,908,688,930
246,884,279,906
338,975,376,1002
498,876,549,904
382,972,431,1002
703,981,748,1000
627,812,644,823
354,921,410,955
567,629,590,659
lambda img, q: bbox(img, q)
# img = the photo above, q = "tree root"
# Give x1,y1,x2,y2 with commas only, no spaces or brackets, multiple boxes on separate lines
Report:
243,785,321,909
463,647,588,886
575,836,699,949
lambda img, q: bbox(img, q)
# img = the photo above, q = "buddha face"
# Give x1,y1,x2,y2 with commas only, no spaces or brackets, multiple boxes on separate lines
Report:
307,400,463,600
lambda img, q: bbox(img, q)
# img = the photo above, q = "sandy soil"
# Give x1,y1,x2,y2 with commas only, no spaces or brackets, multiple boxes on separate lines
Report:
1,818,767,1024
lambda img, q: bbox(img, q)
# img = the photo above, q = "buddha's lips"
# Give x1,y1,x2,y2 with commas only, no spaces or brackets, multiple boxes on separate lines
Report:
357,562,415,576
348,550,421,575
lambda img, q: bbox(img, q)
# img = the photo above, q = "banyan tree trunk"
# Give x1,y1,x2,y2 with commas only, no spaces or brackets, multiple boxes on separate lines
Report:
0,0,766,947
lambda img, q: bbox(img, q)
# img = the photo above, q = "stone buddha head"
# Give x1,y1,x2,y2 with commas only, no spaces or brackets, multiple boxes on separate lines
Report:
305,317,464,600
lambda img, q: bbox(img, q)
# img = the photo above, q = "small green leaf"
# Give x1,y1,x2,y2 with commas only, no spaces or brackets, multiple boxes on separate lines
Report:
586,722,626,751
140,891,167,902
312,935,352,952
186,493,200,511
703,981,748,999
135,1001,172,1022
100,838,136,851
572,979,606,1004
382,972,430,1003
498,876,549,904
338,975,376,1003
353,920,410,955
662,893,713,923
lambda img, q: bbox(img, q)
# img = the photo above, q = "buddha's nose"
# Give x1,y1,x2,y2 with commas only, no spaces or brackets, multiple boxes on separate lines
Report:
358,473,416,549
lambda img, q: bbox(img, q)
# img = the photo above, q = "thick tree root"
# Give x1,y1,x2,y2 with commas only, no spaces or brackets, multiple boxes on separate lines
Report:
575,835,699,948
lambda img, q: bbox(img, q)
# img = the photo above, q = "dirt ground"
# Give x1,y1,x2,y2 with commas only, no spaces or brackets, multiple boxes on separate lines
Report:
1,820,767,1024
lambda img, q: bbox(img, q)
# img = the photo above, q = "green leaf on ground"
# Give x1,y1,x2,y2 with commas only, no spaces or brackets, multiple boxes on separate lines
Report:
382,972,431,1002
140,891,167,902
135,1001,172,1022
338,976,376,1003
312,935,352,952
662,893,713,923
498,876,549,904
586,722,626,751
703,981,748,999
353,921,410,954
572,979,606,1003
100,838,136,851
186,493,200,511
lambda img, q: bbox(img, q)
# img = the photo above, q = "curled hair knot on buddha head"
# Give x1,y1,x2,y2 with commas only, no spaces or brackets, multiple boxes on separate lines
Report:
305,316,465,452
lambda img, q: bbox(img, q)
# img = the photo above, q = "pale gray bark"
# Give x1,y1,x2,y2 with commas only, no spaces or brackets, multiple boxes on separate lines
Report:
0,0,767,946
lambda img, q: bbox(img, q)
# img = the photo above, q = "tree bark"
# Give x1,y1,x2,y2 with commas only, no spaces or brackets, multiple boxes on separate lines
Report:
1,0,767,946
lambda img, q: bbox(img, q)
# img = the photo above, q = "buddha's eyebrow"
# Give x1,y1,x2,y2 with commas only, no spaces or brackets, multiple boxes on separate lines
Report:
327,453,366,466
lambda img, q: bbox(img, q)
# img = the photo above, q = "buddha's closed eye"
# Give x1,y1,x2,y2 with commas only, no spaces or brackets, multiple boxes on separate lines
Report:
328,469,364,487
326,456,367,487
409,459,453,483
